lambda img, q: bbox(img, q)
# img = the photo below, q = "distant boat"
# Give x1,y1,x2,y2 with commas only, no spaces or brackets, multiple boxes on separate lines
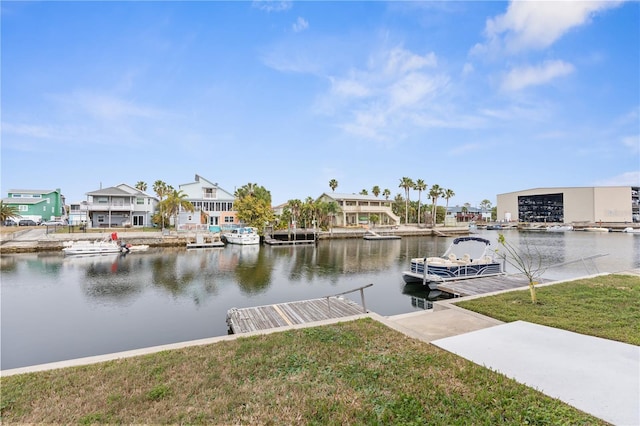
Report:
363,230,401,240
547,225,574,232
583,227,610,232
623,227,640,234
222,227,260,245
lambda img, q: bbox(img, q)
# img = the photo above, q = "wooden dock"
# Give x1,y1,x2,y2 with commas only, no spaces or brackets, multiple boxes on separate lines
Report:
437,274,551,297
227,297,367,334
264,237,316,246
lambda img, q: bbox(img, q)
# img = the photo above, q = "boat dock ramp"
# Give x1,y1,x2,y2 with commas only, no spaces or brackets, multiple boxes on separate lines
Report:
227,284,372,334
436,274,551,297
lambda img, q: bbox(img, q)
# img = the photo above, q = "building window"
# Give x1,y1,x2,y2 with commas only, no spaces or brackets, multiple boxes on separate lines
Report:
136,198,144,205
19,205,28,212
203,188,217,199
224,216,234,223
97,215,105,223
518,193,564,223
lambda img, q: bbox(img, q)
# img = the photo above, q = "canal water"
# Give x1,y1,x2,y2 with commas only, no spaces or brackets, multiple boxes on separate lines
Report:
2,230,638,370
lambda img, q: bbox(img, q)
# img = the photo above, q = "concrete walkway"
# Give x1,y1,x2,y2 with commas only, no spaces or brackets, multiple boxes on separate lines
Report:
433,320,639,426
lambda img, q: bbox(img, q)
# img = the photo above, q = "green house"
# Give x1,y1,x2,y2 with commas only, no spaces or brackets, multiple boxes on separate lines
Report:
2,188,66,223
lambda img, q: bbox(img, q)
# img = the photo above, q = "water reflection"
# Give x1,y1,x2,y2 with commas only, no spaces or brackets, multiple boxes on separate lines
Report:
1,231,638,370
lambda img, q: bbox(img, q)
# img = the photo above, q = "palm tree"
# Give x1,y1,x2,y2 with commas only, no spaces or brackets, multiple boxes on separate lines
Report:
163,189,194,229
0,202,20,223
360,189,368,195
153,180,170,229
414,179,427,225
398,177,414,224
329,179,338,192
372,186,381,198
444,188,455,219
135,181,148,192
383,188,391,200
428,184,444,227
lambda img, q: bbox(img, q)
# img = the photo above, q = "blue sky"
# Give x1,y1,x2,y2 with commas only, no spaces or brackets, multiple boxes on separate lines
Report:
2,1,639,208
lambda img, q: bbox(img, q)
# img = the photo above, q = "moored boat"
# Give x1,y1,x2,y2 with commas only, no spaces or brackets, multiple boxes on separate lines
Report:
363,230,401,240
583,227,610,232
402,236,504,289
623,227,640,234
546,225,574,232
222,226,260,245
62,239,123,255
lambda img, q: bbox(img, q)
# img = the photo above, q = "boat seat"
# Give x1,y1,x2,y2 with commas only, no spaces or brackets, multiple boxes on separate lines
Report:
448,253,457,262
462,254,471,262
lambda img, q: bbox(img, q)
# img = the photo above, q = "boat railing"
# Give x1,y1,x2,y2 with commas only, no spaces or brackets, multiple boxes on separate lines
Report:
323,283,373,313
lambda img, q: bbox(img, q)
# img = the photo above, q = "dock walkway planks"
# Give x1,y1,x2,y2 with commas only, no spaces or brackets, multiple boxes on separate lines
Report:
437,274,551,297
227,297,366,334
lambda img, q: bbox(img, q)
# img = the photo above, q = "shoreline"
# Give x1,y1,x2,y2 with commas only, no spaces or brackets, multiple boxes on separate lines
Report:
0,225,469,254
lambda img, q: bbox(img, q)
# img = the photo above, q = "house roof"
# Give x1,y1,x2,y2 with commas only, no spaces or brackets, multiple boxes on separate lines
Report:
8,189,60,195
86,187,134,196
2,197,47,205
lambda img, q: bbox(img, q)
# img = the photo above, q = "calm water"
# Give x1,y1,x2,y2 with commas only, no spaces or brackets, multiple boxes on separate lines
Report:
2,230,638,370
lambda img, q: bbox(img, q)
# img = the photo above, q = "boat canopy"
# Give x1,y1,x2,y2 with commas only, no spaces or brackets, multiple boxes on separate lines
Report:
452,236,491,245
445,237,494,260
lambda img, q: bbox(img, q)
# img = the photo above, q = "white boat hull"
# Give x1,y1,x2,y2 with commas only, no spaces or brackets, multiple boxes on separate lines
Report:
223,227,260,245
62,241,123,255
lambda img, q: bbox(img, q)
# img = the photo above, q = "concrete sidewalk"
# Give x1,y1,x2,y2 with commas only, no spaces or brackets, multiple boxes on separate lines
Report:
376,284,640,426
433,320,639,426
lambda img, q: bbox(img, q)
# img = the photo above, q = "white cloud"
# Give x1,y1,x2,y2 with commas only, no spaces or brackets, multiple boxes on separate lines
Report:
382,48,437,76
252,0,291,13
389,72,448,109
475,0,624,55
330,77,370,98
501,60,575,91
54,90,168,121
292,17,308,33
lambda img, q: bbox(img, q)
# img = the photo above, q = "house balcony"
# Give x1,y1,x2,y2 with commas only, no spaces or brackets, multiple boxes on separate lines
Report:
86,203,135,212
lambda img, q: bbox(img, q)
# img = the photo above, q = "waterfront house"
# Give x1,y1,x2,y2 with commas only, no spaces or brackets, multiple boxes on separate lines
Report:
317,193,400,227
85,184,158,228
178,174,238,231
2,188,65,223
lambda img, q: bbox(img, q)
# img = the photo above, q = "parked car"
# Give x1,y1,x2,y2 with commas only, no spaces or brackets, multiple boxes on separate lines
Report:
18,219,38,226
3,219,17,226
41,220,66,226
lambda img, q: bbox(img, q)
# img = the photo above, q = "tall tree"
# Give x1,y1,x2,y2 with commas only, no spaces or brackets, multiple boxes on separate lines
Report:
162,189,194,229
428,184,444,227
234,183,274,234
153,180,170,229
135,181,148,192
360,189,368,195
329,179,338,192
444,188,455,219
414,179,427,225
398,177,414,224
383,188,391,200
372,186,381,197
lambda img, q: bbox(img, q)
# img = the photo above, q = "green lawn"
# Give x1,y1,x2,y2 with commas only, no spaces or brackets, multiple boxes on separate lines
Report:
456,274,640,346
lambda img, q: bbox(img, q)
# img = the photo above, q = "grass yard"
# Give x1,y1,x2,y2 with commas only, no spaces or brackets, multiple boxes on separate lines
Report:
0,318,605,425
456,274,640,346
